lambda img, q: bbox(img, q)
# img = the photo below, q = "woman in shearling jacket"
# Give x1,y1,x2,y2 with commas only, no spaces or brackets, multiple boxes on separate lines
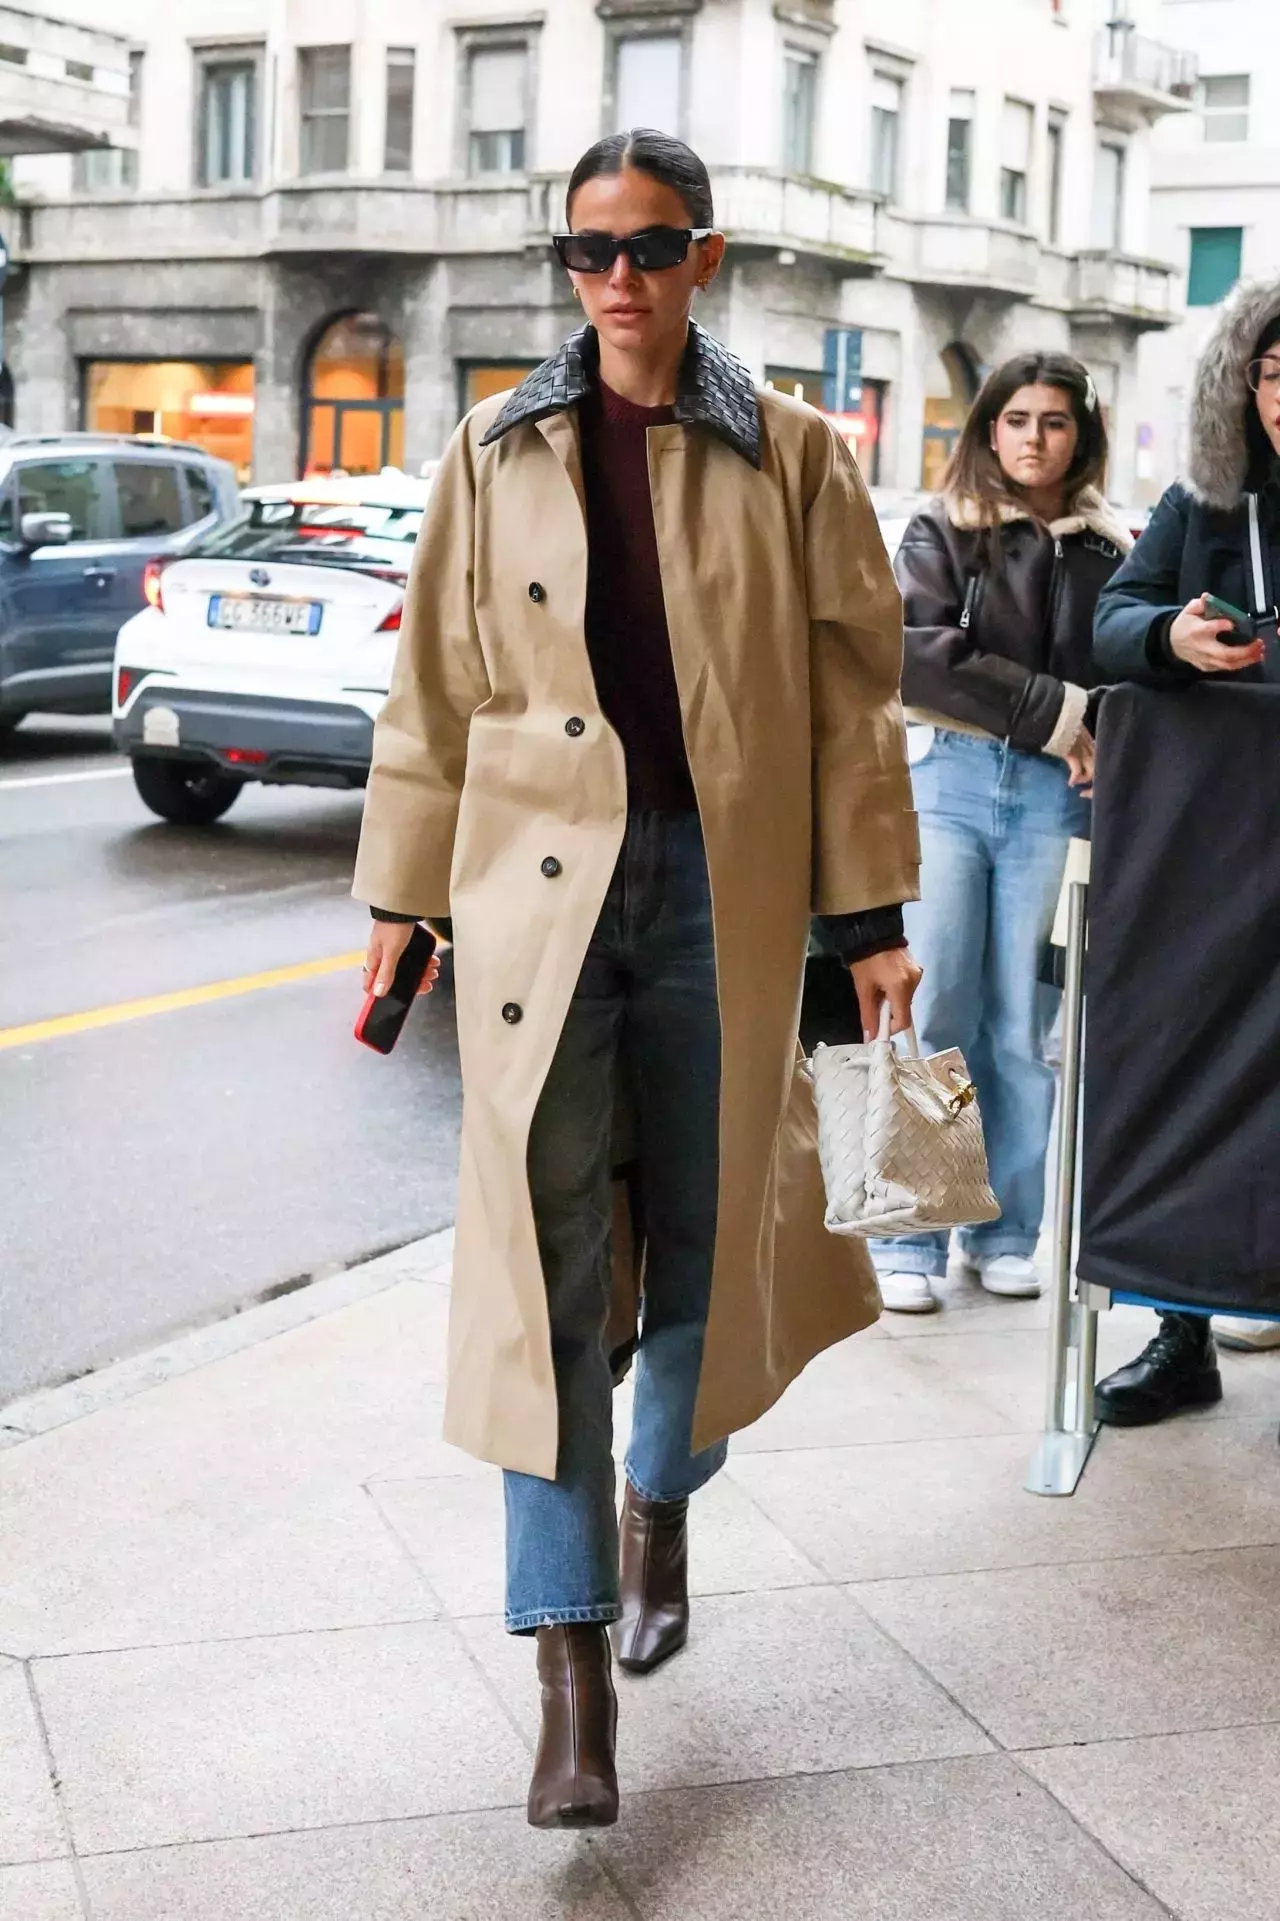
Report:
873,351,1131,1315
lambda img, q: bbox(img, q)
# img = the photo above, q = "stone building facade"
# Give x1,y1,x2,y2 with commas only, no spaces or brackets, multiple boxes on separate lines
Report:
6,0,1197,497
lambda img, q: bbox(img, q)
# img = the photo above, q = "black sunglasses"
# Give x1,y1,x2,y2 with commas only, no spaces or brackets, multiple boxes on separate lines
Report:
552,226,713,274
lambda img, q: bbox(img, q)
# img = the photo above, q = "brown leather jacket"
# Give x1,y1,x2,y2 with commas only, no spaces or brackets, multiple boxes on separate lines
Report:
894,491,1131,756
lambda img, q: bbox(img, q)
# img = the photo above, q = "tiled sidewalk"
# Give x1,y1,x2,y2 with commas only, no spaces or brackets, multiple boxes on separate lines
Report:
2,1239,1278,1920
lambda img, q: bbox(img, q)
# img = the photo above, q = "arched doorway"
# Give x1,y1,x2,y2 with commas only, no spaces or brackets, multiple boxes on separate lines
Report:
301,313,405,477
921,341,982,491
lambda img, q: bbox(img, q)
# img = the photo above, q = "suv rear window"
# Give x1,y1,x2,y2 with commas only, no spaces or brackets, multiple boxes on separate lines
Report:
196,500,425,574
115,461,186,538
16,458,115,540
184,465,216,522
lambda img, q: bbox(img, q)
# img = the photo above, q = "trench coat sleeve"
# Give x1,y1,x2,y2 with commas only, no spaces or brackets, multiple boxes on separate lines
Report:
1093,485,1199,688
352,421,492,917
803,421,921,916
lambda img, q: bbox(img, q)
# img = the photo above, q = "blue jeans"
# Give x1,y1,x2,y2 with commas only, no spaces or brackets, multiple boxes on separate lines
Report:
871,729,1090,1281
503,811,727,1633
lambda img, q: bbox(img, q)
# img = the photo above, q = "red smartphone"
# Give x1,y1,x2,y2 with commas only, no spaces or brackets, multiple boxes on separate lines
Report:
354,922,437,1054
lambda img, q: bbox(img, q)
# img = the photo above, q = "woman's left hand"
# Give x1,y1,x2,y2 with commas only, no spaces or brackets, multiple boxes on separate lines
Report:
850,946,924,1042
1065,726,1095,797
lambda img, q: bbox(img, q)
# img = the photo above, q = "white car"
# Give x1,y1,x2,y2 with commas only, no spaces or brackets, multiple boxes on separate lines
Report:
113,474,429,824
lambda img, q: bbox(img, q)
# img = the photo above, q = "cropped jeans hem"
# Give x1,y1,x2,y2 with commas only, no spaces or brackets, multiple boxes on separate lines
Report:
505,1602,623,1637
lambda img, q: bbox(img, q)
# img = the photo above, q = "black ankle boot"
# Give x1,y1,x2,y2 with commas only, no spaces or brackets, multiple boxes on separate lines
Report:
1095,1312,1223,1427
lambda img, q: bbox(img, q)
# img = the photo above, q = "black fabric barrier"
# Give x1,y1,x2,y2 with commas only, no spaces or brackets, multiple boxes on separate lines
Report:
1078,683,1280,1311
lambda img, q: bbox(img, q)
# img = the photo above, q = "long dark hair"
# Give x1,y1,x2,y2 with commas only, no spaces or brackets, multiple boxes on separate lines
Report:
942,351,1109,529
566,129,714,228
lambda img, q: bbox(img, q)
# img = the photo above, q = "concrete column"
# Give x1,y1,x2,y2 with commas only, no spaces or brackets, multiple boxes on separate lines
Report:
400,260,455,470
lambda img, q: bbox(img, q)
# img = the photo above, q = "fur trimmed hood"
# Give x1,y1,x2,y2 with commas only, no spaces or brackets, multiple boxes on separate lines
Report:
944,486,1133,552
1187,277,1280,511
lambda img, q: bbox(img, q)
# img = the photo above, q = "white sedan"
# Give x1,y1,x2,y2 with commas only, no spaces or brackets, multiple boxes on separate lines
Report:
112,475,429,825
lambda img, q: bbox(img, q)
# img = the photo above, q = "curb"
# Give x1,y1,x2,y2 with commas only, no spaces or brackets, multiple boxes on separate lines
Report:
0,1227,454,1452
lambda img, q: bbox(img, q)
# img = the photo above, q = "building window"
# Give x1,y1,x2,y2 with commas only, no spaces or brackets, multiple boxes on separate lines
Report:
384,48,416,171
83,361,256,481
459,361,540,416
1046,110,1066,245
999,98,1033,225
1200,73,1249,143
782,47,819,175
73,49,141,191
1187,227,1242,308
1091,139,1126,251
197,57,258,186
303,313,405,478
870,72,903,199
611,32,683,136
299,45,351,176
945,88,973,212
465,43,528,175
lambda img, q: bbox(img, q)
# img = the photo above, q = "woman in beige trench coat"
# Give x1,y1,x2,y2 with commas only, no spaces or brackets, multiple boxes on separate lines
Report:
355,130,921,1829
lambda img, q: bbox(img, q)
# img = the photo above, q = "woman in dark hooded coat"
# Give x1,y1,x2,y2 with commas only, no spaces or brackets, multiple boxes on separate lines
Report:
1090,277,1280,1424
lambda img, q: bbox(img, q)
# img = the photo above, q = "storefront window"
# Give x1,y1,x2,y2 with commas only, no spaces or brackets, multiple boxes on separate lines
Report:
83,360,255,480
459,362,540,415
303,314,405,478
763,366,887,483
921,342,980,492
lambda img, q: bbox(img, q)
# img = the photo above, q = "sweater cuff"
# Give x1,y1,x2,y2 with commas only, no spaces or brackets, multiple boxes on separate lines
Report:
816,905,906,966
1042,681,1089,760
370,906,422,924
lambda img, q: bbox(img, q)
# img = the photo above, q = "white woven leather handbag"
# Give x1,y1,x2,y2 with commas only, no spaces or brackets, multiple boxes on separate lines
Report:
809,1006,1000,1238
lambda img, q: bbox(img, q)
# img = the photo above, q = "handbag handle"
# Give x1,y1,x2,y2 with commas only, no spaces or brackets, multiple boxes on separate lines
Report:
877,1002,921,1056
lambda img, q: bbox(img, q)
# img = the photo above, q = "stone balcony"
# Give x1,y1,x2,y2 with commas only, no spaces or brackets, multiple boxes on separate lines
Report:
885,216,1042,299
13,166,883,272
1093,27,1197,132
1071,250,1177,331
0,4,134,156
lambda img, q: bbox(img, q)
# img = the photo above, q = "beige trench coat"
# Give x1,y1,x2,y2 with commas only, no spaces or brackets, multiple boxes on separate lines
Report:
353,363,920,1479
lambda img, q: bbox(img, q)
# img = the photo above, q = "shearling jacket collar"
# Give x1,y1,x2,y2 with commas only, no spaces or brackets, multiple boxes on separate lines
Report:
479,321,763,468
943,487,1133,553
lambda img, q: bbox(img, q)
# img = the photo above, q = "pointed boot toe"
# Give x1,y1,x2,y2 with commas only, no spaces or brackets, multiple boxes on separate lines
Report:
526,1624,618,1829
614,1484,689,1675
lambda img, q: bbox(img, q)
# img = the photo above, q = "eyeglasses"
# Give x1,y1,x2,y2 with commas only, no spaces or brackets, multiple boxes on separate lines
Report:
551,227,713,274
1246,356,1280,395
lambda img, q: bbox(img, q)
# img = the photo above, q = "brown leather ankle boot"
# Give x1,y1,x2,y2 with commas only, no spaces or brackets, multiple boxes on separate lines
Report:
526,1623,619,1829
614,1483,689,1674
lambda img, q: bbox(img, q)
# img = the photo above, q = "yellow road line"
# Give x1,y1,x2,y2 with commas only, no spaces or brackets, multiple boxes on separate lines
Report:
0,952,366,1052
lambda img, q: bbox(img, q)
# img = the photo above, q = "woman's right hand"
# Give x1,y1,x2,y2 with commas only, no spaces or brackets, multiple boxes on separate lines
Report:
1065,726,1095,796
363,920,440,999
1169,597,1264,673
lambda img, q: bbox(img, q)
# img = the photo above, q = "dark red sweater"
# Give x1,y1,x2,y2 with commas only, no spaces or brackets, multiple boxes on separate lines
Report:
578,376,697,814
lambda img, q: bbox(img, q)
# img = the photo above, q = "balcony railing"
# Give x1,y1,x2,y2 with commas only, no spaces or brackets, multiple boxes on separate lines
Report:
1094,27,1197,127
1072,250,1176,329
0,4,134,154
886,217,1042,297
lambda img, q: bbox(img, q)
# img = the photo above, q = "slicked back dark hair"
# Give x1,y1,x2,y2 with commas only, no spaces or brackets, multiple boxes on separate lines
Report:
566,129,715,228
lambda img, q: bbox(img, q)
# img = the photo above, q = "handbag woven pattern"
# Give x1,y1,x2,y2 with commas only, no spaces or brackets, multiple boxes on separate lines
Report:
810,1011,1001,1239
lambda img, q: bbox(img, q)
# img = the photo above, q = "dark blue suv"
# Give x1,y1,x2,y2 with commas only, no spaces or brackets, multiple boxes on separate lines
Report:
0,433,238,737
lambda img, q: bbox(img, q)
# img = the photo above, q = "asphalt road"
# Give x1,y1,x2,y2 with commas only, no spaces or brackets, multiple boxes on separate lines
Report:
0,716,462,1408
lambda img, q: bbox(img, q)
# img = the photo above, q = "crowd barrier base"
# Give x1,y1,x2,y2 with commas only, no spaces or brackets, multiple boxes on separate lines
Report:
1026,872,1099,1498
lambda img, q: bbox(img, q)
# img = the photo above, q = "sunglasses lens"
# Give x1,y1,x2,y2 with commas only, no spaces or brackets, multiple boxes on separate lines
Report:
557,234,615,273
628,228,688,271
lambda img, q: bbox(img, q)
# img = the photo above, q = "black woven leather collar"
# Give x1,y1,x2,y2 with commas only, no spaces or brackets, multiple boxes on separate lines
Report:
479,321,762,468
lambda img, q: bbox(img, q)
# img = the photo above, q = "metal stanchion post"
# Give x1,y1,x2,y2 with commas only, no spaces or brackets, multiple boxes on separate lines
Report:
1026,877,1098,1495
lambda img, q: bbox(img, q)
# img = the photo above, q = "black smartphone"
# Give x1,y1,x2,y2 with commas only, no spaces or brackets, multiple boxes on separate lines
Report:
354,922,437,1055
1202,593,1256,640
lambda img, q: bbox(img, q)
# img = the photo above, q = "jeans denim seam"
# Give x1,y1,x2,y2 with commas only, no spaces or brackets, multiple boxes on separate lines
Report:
505,1603,622,1634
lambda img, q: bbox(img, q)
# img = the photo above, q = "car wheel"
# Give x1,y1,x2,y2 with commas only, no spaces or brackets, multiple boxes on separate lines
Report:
131,755,242,826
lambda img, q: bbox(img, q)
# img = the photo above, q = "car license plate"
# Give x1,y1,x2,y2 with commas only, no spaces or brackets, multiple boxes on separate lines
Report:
208,595,322,636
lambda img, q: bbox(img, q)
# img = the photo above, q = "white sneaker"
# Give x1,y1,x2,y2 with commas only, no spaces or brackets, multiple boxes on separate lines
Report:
877,1271,940,1314
1212,1316,1280,1352
971,1255,1042,1300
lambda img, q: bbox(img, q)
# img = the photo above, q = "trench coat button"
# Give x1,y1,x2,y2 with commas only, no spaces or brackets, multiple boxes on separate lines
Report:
501,1001,523,1025
540,856,562,878
565,716,585,737
528,582,546,603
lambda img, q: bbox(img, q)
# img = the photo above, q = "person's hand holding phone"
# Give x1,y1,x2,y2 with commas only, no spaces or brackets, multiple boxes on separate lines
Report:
1169,596,1265,673
364,920,440,999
